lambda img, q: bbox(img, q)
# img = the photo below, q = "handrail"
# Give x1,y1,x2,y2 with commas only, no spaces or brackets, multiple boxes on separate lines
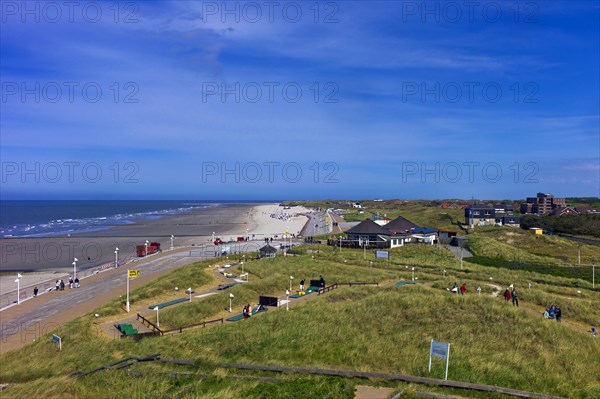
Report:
136,313,163,334
338,282,379,287
163,317,224,334
318,283,338,295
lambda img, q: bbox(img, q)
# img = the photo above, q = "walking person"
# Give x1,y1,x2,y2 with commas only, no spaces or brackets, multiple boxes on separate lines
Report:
511,286,519,307
60,279,65,291
300,279,305,291
460,283,467,295
33,287,38,297
75,278,80,288
55,280,60,291
68,276,73,289
503,288,511,302
555,306,562,323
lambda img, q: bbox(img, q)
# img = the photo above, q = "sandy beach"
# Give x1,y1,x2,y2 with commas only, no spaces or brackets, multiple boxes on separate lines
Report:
0,203,310,297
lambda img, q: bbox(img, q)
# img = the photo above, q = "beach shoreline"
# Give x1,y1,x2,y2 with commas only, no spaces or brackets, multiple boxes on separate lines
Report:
0,203,310,295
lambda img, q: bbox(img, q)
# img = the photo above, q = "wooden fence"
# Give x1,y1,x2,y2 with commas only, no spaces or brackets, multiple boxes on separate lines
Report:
318,283,338,295
162,318,224,334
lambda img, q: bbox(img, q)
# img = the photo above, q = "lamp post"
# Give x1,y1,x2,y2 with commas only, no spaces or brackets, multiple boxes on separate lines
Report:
15,273,22,305
593,261,596,289
212,232,215,243
229,293,234,312
412,267,415,281
126,271,130,313
285,289,290,311
114,247,119,268
289,275,294,291
72,257,78,281
188,288,192,302
144,240,149,258
171,235,174,251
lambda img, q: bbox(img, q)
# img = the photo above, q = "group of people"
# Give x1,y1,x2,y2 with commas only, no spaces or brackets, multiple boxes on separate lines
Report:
503,285,519,306
54,276,80,292
242,303,253,319
242,304,266,319
543,304,562,322
451,283,468,295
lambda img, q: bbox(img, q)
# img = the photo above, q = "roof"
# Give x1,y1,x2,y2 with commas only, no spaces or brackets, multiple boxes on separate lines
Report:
259,244,277,253
385,215,419,234
412,227,437,234
345,219,392,235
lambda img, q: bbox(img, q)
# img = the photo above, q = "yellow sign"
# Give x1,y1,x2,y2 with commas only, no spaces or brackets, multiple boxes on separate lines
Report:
128,270,140,279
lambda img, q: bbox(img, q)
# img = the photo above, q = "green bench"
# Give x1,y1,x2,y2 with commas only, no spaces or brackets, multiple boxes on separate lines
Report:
148,297,189,310
115,323,138,336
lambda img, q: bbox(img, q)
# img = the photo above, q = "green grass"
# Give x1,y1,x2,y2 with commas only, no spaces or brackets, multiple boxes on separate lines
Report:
1,246,599,399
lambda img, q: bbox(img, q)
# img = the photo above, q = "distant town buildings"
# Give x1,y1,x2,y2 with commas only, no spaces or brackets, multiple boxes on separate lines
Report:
520,193,566,215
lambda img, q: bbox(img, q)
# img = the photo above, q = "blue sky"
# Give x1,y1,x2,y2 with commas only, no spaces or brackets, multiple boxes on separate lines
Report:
1,0,598,200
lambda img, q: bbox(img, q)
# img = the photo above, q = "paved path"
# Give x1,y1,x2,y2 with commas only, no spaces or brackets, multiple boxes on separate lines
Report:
0,248,203,354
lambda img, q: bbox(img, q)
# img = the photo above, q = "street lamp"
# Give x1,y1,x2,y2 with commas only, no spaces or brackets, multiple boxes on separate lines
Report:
145,240,149,258
285,289,290,311
289,275,294,291
188,288,193,302
412,267,415,281
72,257,78,281
114,247,119,268
229,293,234,312
171,235,174,250
15,273,22,305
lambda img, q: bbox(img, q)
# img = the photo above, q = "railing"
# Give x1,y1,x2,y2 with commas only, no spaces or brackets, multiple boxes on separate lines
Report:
318,283,338,295
136,313,163,334
163,317,224,334
338,282,379,287
0,259,137,309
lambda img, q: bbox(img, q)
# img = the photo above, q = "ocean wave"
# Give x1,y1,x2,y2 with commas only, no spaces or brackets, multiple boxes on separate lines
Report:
0,203,213,238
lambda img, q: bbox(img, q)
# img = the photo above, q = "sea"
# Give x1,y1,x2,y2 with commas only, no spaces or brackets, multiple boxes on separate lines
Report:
0,200,263,238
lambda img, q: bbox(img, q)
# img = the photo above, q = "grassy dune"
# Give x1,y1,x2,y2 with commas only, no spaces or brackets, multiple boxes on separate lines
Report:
1,246,599,399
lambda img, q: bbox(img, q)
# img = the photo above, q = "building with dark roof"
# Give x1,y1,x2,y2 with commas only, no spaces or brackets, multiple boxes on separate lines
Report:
385,215,419,235
465,206,496,227
345,219,392,248
259,244,277,258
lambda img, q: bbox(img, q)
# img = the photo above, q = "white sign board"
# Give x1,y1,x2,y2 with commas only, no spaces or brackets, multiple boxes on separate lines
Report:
428,340,450,380
376,250,389,259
